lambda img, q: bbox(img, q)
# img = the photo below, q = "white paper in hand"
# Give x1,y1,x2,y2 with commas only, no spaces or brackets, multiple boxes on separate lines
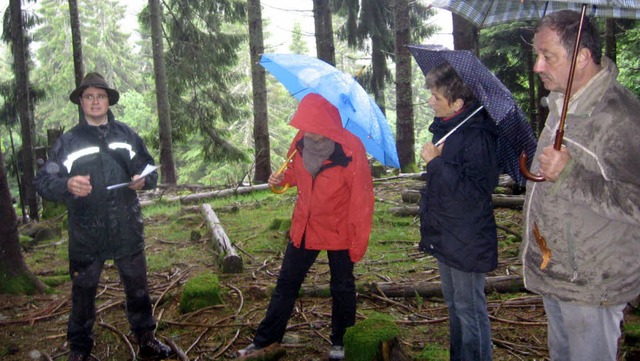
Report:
106,164,159,190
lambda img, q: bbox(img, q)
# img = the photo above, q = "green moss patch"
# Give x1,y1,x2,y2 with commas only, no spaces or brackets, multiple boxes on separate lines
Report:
179,272,224,314
343,312,401,361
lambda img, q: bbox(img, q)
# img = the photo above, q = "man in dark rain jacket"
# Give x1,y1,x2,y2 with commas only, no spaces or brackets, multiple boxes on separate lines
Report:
35,72,173,361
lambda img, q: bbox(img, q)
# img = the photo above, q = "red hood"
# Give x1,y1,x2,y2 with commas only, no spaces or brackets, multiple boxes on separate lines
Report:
289,93,347,145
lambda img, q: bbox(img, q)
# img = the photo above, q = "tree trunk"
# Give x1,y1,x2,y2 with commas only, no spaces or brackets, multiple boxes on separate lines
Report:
604,18,616,64
248,0,271,184
68,0,85,123
452,13,478,53
371,35,386,115
149,0,177,185
0,145,45,294
525,34,539,135
393,0,414,171
314,0,336,65
10,0,38,221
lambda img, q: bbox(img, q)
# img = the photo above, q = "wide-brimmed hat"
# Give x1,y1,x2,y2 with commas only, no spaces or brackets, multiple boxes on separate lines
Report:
69,72,120,105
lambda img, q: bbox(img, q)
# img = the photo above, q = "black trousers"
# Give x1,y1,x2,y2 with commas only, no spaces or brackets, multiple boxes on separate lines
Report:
67,250,156,353
253,241,356,347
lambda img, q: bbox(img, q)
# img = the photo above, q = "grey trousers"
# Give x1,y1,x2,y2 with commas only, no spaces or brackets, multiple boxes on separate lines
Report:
543,296,625,361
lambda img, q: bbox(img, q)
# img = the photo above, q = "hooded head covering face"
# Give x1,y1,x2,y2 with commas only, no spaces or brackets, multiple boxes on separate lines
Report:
289,93,347,145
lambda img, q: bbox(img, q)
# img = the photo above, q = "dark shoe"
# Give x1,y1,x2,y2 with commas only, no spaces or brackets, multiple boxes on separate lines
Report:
68,350,89,361
328,345,345,360
137,332,173,360
235,343,263,358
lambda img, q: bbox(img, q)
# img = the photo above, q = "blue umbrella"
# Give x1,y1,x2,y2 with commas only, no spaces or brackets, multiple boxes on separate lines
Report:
259,53,400,169
407,44,537,186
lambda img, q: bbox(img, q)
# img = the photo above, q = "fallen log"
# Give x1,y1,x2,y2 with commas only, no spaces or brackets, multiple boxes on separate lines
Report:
298,275,525,298
491,194,525,208
401,190,421,204
388,205,420,217
200,204,243,273
365,275,525,298
392,194,525,215
140,183,270,206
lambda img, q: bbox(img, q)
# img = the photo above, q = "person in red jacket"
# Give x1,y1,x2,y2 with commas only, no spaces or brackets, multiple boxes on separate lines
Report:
236,93,374,360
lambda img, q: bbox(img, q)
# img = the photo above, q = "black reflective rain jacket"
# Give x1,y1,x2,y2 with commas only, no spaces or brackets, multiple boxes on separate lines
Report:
35,111,157,262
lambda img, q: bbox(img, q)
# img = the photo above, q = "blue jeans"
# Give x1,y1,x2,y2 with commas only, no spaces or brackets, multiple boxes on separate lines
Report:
438,261,492,361
253,241,355,347
67,251,157,354
543,296,625,361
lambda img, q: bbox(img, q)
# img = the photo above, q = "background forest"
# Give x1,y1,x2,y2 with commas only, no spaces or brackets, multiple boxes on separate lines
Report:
1,1,640,359
0,0,439,198
1,0,640,204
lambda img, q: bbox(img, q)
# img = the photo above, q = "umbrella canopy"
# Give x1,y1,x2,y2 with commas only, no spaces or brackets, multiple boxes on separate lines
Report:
408,44,538,186
259,53,400,169
427,0,640,181
428,0,640,28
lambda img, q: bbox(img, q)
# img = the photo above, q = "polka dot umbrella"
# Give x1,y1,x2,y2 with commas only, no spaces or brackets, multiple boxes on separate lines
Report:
407,44,538,186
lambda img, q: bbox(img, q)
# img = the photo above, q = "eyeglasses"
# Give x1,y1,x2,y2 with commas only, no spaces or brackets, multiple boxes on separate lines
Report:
82,94,108,101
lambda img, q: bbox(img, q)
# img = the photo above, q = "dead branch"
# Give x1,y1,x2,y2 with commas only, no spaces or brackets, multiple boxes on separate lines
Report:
153,267,191,316
214,328,242,359
488,314,547,326
98,321,136,360
162,337,189,361
186,327,210,355
227,283,245,316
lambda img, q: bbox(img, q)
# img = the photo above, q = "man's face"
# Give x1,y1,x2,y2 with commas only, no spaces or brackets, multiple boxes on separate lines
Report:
80,87,109,122
533,26,571,94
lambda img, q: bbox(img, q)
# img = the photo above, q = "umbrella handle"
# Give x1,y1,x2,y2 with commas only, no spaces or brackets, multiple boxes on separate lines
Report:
519,129,564,182
270,149,298,194
519,151,545,182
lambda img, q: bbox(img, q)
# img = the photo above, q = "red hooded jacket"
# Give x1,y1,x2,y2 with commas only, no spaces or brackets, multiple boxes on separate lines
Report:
279,93,374,263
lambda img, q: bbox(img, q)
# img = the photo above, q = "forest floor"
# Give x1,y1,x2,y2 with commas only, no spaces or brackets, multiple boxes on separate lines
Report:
1,176,638,361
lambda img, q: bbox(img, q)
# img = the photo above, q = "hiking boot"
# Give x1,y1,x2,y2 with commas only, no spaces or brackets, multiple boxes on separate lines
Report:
328,345,345,360
235,343,263,358
137,332,173,360
68,350,89,361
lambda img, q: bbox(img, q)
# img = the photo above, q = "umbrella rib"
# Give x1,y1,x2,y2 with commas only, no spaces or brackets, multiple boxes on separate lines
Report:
435,106,484,147
481,0,496,29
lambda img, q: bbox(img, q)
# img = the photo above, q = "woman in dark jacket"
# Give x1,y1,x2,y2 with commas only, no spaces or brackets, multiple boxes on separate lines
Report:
419,62,499,361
